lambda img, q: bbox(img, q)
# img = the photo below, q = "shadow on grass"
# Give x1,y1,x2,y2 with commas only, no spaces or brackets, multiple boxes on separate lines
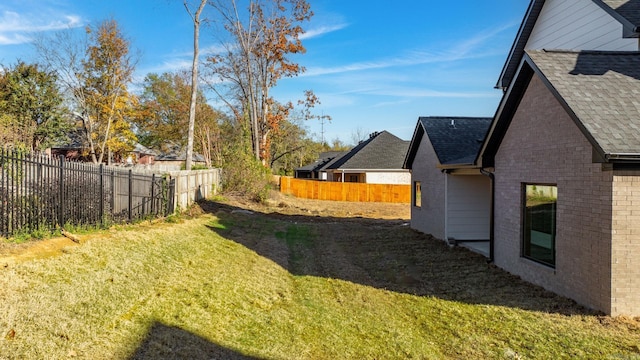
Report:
199,199,596,317
129,322,260,360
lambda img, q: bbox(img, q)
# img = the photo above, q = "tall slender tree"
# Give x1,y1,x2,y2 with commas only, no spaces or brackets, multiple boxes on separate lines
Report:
82,19,138,163
206,0,313,164
183,0,208,170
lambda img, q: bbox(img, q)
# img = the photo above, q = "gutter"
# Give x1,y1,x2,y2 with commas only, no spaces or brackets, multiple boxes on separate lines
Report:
480,168,495,263
606,153,640,161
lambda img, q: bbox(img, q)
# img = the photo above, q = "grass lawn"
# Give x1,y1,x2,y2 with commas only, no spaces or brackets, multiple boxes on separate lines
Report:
0,199,639,359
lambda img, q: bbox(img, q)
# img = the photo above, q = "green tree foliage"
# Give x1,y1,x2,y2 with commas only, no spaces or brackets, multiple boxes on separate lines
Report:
270,117,322,176
0,62,70,151
136,71,225,167
217,117,272,202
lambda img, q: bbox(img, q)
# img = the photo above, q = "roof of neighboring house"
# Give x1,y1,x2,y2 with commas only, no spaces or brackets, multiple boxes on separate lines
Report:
326,131,409,170
483,50,640,166
404,117,492,169
295,151,347,173
132,143,157,156
497,0,639,89
156,150,206,162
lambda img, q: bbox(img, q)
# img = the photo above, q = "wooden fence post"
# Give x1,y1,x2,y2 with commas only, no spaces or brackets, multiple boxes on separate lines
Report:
128,169,133,221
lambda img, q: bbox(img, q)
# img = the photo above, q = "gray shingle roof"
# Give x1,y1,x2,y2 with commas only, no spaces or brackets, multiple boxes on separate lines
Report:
326,131,409,170
295,152,347,172
600,0,640,28
498,0,640,89
527,50,640,155
420,117,492,165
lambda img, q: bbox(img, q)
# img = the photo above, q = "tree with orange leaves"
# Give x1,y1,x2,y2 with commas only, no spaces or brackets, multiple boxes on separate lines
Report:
35,19,138,164
206,0,312,165
82,19,138,164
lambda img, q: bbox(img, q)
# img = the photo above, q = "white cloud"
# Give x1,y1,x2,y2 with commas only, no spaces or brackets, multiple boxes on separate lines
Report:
301,22,517,78
299,23,348,40
0,10,83,45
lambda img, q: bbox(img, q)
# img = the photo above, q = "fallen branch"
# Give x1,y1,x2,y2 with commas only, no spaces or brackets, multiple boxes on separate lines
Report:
61,229,80,243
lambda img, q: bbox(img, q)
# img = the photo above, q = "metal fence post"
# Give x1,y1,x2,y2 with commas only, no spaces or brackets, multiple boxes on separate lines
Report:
99,164,104,224
58,155,65,228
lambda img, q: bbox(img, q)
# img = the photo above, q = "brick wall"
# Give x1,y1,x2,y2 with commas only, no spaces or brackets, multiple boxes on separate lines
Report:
494,75,614,314
611,172,640,315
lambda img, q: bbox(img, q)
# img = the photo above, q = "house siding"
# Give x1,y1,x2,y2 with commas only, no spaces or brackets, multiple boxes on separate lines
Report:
366,171,411,185
527,0,638,51
410,134,446,240
446,175,491,241
494,74,613,314
611,172,640,316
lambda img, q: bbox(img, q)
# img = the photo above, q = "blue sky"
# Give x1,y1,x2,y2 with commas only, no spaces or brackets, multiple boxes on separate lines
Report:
0,0,529,144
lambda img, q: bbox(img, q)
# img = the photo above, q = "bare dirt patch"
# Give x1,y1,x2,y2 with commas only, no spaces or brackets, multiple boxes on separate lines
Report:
229,190,411,220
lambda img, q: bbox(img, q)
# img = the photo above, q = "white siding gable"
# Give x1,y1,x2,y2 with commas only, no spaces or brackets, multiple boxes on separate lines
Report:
527,0,638,51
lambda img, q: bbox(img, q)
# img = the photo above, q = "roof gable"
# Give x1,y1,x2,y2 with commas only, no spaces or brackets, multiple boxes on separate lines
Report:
483,50,640,166
404,117,492,169
597,0,640,31
497,0,639,89
295,152,347,172
327,131,409,170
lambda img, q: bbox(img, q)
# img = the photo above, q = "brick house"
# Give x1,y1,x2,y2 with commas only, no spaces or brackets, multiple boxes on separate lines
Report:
479,0,640,316
405,0,640,315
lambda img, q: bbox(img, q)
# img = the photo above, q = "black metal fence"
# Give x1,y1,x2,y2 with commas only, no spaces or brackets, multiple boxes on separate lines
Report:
0,149,176,239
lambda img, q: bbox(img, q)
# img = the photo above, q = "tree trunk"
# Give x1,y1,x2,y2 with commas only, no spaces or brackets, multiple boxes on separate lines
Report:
185,0,207,171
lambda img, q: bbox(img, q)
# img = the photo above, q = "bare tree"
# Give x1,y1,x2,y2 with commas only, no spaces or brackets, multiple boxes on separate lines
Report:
350,127,369,146
183,0,208,170
206,0,313,164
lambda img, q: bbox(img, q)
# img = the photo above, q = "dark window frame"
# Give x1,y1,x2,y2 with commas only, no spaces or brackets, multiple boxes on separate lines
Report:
521,183,557,267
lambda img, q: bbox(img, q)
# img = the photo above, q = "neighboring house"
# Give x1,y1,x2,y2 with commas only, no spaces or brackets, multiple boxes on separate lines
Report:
325,131,411,185
154,150,207,171
478,0,640,316
294,151,347,180
404,117,492,250
129,143,157,165
50,130,155,166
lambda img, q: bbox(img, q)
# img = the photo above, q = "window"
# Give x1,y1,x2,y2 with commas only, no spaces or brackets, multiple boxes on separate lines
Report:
522,184,556,266
414,181,422,208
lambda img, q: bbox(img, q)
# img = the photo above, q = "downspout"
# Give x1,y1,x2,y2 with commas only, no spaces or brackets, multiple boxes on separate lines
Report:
480,168,495,263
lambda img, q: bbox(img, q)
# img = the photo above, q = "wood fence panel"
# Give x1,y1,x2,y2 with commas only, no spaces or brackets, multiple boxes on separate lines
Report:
278,177,410,203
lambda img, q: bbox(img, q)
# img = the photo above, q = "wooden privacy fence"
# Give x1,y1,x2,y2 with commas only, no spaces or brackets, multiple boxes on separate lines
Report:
279,176,411,203
0,150,176,239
